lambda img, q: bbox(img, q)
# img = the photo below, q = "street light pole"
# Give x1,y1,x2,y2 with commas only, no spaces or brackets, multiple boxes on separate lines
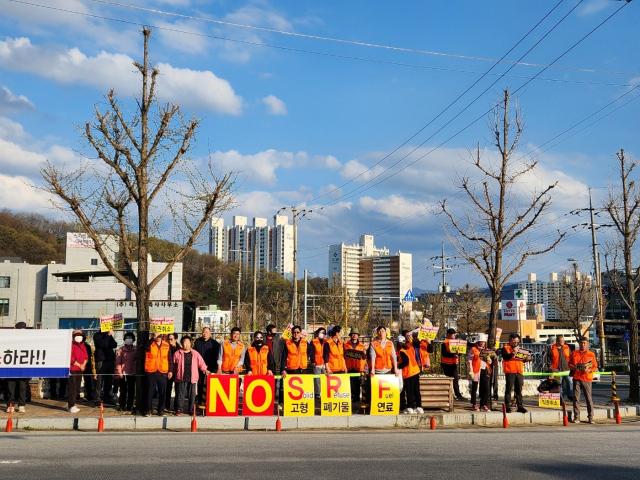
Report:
589,189,606,368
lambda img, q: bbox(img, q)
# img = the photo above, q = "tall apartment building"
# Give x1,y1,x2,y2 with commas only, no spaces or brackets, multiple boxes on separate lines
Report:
209,215,294,280
328,235,411,317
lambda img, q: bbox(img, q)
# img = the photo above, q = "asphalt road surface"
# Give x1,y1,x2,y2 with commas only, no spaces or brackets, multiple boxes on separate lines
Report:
1,424,639,479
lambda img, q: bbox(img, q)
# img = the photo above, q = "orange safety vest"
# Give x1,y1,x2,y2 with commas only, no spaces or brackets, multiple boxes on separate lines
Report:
344,341,366,372
549,344,571,370
247,346,269,375
285,339,308,370
570,349,598,382
326,339,346,372
221,340,244,372
419,340,431,368
372,339,393,371
441,338,457,365
400,344,420,379
502,344,524,374
145,341,170,373
312,338,325,365
469,346,481,374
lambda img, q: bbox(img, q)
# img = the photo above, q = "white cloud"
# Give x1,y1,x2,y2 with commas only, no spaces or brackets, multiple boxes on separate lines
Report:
0,37,243,115
211,149,308,186
580,0,610,16
262,94,287,115
0,173,53,212
358,195,425,218
0,117,28,140
0,86,35,114
314,155,341,170
155,19,210,54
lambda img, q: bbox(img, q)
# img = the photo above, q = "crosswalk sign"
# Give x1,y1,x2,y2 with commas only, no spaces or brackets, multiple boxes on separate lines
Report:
403,289,415,302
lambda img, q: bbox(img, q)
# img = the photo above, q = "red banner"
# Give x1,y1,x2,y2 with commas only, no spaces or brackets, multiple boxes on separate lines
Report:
206,375,239,416
242,375,275,416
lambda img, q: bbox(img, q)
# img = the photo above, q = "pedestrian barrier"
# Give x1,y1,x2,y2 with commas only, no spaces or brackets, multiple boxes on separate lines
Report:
5,404,13,433
610,372,620,402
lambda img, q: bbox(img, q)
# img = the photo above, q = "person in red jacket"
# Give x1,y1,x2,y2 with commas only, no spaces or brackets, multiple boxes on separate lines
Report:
569,337,598,424
68,330,88,414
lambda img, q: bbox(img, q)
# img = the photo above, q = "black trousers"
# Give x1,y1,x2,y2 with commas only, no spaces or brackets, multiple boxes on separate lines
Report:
442,363,461,397
348,370,362,405
470,380,479,406
93,360,115,402
6,379,27,407
67,372,83,408
479,371,490,408
146,371,167,414
165,375,176,410
402,374,422,410
118,376,136,410
504,373,524,409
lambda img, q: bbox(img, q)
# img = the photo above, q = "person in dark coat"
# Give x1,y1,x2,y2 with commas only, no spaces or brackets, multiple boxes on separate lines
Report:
92,329,117,407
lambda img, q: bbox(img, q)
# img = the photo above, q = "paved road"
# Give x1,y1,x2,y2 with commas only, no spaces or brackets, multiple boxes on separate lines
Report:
1,424,639,479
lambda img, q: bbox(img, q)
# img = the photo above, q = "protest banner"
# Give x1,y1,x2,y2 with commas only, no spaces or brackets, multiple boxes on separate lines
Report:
449,339,467,354
281,324,293,340
495,328,502,349
206,374,239,416
320,374,351,416
514,348,531,361
480,348,496,361
242,375,275,416
283,374,314,416
418,325,439,341
370,374,400,415
538,392,561,409
150,317,174,334
0,329,72,378
100,313,123,332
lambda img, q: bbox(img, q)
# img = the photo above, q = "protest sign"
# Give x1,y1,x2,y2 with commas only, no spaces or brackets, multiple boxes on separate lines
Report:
150,317,174,334
418,325,439,341
242,375,275,416
0,329,72,378
100,313,123,332
514,348,531,361
281,324,293,340
449,339,467,354
283,374,314,416
320,374,351,416
206,374,240,416
370,374,400,415
538,392,561,408
495,328,502,349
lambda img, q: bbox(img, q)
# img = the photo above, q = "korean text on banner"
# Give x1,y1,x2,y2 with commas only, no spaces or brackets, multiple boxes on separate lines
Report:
283,374,314,416
514,348,531,361
370,374,400,415
206,374,239,416
418,325,439,341
281,324,293,340
320,374,351,416
150,317,174,334
449,339,467,354
538,393,561,409
243,375,275,416
0,330,72,378
100,313,123,332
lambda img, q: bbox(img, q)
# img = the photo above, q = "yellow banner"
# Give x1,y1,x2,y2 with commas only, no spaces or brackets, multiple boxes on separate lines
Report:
150,317,174,334
538,393,561,409
281,324,293,340
370,374,400,415
100,313,123,332
449,339,467,354
418,326,439,341
320,374,351,416
283,374,314,416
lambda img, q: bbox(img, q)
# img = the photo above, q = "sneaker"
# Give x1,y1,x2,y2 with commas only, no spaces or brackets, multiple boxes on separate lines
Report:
67,406,80,413
18,406,26,413
405,408,415,414
517,407,528,414
481,406,490,412
416,407,424,414
472,405,479,411
175,410,182,416
6,405,14,413
143,411,152,417
588,419,595,424
571,418,580,423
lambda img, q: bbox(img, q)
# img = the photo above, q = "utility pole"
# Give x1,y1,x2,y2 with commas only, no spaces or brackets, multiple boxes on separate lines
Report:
252,241,258,332
433,242,454,329
589,189,606,368
278,206,311,325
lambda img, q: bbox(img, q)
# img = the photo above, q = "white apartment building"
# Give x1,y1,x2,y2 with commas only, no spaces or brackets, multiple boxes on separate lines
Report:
518,272,592,322
328,235,389,296
209,215,294,280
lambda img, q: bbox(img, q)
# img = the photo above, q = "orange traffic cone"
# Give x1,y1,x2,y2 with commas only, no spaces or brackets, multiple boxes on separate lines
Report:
430,416,436,430
276,406,282,432
502,403,509,429
191,408,197,432
615,401,622,424
562,400,569,427
97,402,104,432
5,403,13,433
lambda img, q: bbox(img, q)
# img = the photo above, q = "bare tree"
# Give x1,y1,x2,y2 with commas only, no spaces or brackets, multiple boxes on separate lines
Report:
603,149,640,402
452,284,490,336
440,90,564,347
40,28,236,412
552,264,597,341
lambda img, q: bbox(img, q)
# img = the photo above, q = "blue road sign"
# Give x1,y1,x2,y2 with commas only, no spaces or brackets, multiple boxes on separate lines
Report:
623,331,631,341
403,289,415,302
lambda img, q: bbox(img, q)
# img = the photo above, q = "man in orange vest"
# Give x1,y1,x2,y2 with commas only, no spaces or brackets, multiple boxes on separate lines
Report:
569,337,598,424
309,327,327,400
546,335,573,401
441,328,465,401
244,331,275,376
279,325,308,406
344,327,366,410
396,334,423,414
369,326,398,376
216,327,245,374
144,332,173,417
323,325,348,375
500,332,531,413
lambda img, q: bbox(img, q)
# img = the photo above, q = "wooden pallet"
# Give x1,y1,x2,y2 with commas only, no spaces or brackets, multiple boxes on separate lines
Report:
419,376,454,412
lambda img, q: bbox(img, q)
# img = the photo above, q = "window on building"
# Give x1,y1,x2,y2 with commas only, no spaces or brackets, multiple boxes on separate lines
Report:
91,259,98,266
0,276,10,288
0,298,9,316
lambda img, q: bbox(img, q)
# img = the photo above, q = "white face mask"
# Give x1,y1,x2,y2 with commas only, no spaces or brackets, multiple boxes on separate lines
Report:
318,333,325,339
74,336,83,343
125,338,134,345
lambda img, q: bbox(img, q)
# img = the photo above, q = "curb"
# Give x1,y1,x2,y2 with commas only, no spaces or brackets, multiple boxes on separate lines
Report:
8,406,639,432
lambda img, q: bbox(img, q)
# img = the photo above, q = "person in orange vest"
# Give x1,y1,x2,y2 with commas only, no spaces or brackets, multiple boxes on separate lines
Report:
216,327,246,374
369,326,398,376
546,335,573,401
396,335,424,414
144,332,173,417
323,325,348,375
309,327,327,400
344,327,366,410
467,333,491,411
569,337,598,424
244,331,275,376
279,325,308,407
441,328,465,401
419,337,433,371
500,332,531,413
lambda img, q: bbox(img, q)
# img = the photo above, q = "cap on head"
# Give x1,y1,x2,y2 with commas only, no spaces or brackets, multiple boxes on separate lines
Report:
349,328,360,335
476,333,488,343
446,328,457,335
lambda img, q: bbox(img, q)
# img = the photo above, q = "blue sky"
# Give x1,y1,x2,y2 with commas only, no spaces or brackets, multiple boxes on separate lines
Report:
0,0,638,291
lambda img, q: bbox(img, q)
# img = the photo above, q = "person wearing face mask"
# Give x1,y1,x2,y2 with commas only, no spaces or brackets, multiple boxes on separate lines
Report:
308,327,327,400
115,332,137,412
244,331,276,376
68,330,89,414
144,332,173,417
